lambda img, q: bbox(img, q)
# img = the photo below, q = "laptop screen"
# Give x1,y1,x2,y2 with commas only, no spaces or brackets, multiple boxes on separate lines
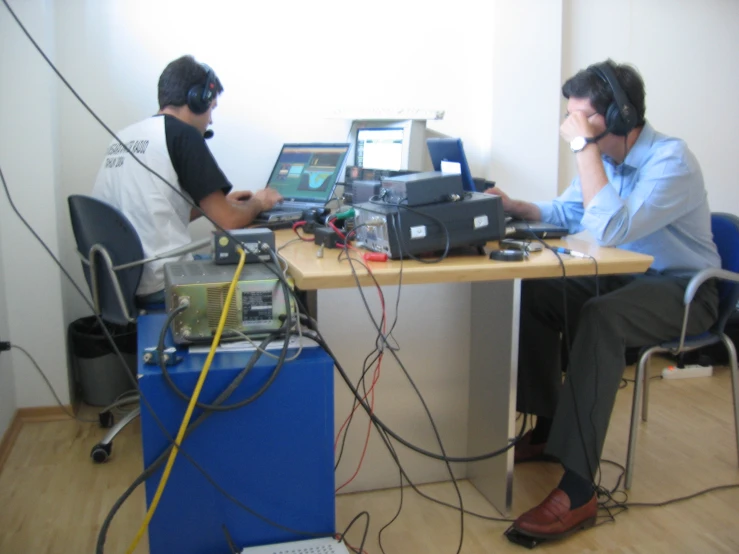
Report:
426,138,476,193
265,143,349,204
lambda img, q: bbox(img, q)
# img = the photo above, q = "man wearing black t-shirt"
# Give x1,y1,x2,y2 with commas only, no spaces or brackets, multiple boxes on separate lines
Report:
92,55,282,299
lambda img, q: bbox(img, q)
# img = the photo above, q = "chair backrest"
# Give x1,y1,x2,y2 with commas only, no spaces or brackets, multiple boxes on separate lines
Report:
711,212,739,333
68,195,144,325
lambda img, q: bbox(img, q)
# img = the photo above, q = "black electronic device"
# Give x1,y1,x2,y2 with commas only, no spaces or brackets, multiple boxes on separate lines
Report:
380,171,465,206
354,192,505,259
587,61,638,136
343,180,382,206
314,226,341,249
213,228,275,265
506,220,569,240
344,166,415,184
187,64,218,115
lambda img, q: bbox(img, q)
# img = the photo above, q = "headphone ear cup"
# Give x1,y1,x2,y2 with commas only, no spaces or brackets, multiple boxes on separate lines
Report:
605,102,629,136
187,85,207,115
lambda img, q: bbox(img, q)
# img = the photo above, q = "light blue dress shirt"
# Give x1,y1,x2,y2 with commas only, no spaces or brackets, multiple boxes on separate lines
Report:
535,122,720,274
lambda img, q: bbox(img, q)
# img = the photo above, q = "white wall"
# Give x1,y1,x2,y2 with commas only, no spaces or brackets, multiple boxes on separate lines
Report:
0,0,68,409
559,0,739,213
0,232,16,437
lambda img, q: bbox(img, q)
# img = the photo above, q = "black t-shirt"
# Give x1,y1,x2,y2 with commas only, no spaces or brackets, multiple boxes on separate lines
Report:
161,114,232,204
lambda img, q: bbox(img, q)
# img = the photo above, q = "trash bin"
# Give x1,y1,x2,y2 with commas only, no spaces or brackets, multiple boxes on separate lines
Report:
68,316,137,407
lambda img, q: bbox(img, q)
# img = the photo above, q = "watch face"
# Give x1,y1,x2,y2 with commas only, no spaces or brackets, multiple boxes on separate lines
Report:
570,136,587,152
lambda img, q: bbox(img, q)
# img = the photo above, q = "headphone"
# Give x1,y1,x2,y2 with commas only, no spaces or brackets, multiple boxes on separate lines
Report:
587,62,638,136
187,64,217,115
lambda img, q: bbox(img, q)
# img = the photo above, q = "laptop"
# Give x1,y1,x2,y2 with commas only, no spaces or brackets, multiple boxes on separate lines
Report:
426,137,476,192
507,218,569,239
255,143,350,223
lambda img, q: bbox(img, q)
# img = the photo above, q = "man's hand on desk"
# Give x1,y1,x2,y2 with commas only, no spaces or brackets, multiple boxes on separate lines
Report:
252,188,283,211
484,186,541,222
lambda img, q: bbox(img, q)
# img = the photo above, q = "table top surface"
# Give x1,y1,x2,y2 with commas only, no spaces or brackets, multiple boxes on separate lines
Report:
273,229,654,289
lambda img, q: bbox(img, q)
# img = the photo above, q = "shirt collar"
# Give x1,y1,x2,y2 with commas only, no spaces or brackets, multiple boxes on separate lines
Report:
602,121,655,170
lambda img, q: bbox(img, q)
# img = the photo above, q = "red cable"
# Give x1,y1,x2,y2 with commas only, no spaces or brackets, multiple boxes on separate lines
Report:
292,220,313,242
328,219,346,240
336,267,386,492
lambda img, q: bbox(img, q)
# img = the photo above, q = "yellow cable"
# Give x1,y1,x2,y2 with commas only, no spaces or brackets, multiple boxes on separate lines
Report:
126,247,246,553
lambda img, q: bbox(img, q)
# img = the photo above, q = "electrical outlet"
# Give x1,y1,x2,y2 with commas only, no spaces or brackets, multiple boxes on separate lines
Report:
661,364,713,379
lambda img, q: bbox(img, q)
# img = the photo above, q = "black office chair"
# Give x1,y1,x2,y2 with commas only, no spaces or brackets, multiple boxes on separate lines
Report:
625,212,739,488
68,194,148,462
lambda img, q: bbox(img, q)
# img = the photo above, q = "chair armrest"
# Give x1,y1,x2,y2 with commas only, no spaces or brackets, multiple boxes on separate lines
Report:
684,267,739,305
77,237,212,271
113,237,212,270
676,267,739,352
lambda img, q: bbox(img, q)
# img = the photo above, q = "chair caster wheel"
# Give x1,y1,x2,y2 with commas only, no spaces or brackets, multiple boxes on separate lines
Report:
91,442,112,463
99,411,114,428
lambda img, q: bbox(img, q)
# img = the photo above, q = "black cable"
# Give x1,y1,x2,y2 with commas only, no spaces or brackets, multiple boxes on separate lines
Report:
625,483,739,508
9,344,99,423
327,244,465,552
334,348,382,471
222,524,238,554
338,511,370,554
156,299,292,411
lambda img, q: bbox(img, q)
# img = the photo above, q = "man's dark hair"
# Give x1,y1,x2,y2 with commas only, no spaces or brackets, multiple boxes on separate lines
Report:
157,55,224,110
562,59,646,126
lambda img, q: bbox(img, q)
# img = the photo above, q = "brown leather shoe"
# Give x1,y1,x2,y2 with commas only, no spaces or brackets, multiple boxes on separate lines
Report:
513,488,597,539
514,430,558,464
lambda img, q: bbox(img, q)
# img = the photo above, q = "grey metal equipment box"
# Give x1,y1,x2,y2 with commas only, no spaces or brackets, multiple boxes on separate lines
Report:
354,192,505,259
380,171,465,206
164,260,293,344
213,228,276,265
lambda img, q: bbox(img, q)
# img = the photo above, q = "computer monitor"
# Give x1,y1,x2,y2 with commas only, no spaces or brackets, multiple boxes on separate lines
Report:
347,120,431,171
356,127,404,171
426,137,476,193
265,143,349,204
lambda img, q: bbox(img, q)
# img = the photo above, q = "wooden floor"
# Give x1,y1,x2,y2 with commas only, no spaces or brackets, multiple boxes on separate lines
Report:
1,359,738,553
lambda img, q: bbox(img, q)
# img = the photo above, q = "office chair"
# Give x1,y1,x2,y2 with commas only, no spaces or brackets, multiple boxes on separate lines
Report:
68,194,148,463
68,195,210,463
625,212,739,489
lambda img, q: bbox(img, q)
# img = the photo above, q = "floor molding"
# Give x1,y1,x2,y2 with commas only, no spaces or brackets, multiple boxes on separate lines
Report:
0,405,75,475
17,405,74,423
0,411,22,474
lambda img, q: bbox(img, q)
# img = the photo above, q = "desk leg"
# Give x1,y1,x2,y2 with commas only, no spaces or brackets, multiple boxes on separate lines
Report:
467,279,520,516
296,289,318,320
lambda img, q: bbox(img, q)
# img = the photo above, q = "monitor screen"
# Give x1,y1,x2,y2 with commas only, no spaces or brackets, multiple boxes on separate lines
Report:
265,143,349,202
355,128,404,170
426,137,476,192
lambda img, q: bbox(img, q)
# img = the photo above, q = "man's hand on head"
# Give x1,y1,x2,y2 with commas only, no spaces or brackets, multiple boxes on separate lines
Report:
252,188,283,211
560,111,597,143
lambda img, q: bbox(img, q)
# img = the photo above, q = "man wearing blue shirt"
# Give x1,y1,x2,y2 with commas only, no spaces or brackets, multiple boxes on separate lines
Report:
487,60,720,541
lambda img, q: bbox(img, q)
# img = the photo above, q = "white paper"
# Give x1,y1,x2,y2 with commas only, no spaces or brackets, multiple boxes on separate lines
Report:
440,160,462,175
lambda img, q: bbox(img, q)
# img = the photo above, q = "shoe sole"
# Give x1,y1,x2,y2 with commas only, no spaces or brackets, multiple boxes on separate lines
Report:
512,515,597,541
514,453,560,464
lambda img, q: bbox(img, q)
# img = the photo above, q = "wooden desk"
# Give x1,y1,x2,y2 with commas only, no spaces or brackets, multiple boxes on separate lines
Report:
275,229,653,516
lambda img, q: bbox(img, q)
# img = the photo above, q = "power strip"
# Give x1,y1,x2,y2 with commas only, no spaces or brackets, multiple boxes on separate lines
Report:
661,364,713,379
240,537,351,554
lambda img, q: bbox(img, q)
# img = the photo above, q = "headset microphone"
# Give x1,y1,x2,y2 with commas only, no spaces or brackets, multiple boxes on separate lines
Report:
204,129,214,140
588,128,609,144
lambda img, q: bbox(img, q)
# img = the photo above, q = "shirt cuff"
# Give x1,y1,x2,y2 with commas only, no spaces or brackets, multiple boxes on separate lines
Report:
533,201,554,224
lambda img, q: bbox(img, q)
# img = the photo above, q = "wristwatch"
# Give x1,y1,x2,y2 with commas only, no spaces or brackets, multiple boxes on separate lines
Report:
569,136,593,153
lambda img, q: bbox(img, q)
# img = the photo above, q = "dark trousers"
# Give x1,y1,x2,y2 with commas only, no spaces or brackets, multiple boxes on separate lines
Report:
516,273,719,481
